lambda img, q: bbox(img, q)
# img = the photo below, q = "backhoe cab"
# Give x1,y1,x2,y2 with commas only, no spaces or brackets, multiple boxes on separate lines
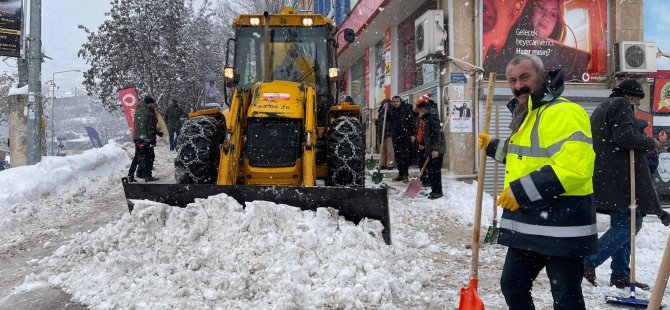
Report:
122,8,390,244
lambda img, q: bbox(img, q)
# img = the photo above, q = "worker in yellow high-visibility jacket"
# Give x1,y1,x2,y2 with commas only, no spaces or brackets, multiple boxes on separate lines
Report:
479,54,596,310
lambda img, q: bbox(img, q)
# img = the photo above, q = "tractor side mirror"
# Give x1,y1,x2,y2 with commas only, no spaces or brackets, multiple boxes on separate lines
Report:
343,28,355,43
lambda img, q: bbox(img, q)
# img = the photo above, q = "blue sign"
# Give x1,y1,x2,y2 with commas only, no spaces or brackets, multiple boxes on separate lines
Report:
85,126,103,148
450,73,468,84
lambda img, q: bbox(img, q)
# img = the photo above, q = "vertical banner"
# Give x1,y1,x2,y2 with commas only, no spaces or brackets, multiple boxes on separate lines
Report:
0,0,22,57
117,87,139,137
384,28,392,99
84,126,103,148
654,78,670,113
482,0,608,82
365,47,370,109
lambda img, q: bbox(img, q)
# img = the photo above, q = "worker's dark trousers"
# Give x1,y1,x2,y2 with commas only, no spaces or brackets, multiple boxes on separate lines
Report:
501,247,586,310
128,141,143,178
392,137,411,177
424,154,443,194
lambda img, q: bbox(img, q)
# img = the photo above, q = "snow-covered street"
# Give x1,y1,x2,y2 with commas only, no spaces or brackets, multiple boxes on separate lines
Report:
1,141,670,309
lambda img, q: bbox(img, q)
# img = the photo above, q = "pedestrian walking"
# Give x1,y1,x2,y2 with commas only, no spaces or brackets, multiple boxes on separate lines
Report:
389,96,416,182
375,99,394,169
583,79,670,290
165,99,186,151
416,99,444,199
480,54,597,309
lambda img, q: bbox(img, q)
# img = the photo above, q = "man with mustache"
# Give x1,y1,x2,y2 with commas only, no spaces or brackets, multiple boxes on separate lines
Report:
479,54,597,309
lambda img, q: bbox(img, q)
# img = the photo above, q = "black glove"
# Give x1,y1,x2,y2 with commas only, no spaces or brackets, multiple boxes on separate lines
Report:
157,131,164,137
661,211,670,227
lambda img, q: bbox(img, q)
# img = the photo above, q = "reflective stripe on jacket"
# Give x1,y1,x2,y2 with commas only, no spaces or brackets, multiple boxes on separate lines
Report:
497,96,597,257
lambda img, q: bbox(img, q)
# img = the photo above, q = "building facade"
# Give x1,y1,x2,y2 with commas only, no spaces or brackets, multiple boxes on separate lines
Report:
316,0,652,190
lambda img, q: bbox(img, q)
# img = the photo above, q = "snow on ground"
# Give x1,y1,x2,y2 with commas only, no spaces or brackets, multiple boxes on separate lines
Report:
1,143,670,309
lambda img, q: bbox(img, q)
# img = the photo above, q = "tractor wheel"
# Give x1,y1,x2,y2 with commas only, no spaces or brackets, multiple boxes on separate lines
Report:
327,116,365,187
175,115,225,184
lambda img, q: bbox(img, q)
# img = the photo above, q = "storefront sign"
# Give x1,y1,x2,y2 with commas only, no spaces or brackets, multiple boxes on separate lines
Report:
482,0,607,82
384,28,392,99
654,78,670,113
337,0,391,54
450,100,473,133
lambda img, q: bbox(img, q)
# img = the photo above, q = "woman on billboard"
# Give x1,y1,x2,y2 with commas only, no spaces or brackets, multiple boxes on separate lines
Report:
483,0,592,80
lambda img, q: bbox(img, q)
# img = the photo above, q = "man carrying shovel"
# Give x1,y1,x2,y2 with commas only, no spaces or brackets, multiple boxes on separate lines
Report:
479,54,597,309
416,99,444,199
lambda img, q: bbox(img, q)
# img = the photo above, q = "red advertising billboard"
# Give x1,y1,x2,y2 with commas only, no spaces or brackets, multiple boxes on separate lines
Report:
482,0,608,82
654,78,670,113
117,87,140,137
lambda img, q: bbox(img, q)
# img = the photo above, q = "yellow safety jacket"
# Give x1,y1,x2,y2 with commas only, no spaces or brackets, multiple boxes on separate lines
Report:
497,96,598,257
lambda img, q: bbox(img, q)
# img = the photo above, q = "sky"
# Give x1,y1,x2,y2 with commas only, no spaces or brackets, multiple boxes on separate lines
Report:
1,142,670,308
0,0,111,94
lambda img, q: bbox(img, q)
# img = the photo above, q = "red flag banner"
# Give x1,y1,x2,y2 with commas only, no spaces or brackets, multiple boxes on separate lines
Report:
118,87,139,137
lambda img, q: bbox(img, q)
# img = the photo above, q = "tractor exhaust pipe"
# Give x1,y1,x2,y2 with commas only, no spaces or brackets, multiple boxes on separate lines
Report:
263,11,271,83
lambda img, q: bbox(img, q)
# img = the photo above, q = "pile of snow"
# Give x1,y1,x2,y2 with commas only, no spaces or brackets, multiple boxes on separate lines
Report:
30,195,399,309
0,143,129,207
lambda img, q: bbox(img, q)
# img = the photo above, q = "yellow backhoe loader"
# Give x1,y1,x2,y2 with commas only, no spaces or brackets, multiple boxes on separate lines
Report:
122,8,391,244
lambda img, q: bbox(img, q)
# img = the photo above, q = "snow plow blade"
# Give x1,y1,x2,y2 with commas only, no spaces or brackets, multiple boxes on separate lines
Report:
121,178,391,244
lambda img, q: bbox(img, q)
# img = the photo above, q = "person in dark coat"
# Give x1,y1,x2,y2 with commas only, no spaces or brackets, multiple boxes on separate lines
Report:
165,99,186,151
128,96,162,182
416,99,444,199
375,99,394,169
583,79,670,290
389,96,416,182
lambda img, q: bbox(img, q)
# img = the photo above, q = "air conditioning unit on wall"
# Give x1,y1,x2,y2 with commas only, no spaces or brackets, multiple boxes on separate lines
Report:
616,41,657,74
415,10,446,63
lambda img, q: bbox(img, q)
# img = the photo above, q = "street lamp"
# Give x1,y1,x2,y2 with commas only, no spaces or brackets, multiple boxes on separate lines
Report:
51,69,81,156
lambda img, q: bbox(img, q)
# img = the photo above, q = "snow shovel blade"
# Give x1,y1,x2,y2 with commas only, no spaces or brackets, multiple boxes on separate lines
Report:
402,179,422,198
372,170,384,184
459,278,485,310
121,178,392,244
366,157,377,170
483,220,499,244
605,294,649,308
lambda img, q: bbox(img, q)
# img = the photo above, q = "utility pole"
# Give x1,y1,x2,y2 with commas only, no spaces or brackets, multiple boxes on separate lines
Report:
26,0,42,165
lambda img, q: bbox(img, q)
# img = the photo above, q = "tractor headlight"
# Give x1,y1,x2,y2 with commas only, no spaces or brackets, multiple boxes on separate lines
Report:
302,18,313,27
328,67,339,80
250,17,261,26
224,67,235,81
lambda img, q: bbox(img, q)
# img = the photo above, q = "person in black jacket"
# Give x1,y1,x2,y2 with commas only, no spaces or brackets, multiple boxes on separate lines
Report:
416,99,444,199
128,96,163,182
165,99,186,151
583,79,670,290
389,96,416,182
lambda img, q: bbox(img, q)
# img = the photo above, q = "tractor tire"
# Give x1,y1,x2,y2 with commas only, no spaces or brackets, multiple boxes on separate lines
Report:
175,115,226,184
327,116,365,187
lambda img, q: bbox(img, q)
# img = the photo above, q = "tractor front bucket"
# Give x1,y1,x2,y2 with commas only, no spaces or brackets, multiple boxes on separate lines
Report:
121,178,391,244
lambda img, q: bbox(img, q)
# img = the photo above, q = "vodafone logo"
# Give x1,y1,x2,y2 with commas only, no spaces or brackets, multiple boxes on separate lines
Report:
581,72,590,82
122,93,137,107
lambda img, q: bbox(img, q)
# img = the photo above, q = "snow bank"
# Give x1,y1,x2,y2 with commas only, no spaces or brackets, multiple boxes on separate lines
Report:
0,143,129,207
30,195,400,309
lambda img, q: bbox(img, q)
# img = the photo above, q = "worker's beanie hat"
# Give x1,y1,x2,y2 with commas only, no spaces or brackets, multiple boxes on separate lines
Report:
613,79,645,99
143,96,156,104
